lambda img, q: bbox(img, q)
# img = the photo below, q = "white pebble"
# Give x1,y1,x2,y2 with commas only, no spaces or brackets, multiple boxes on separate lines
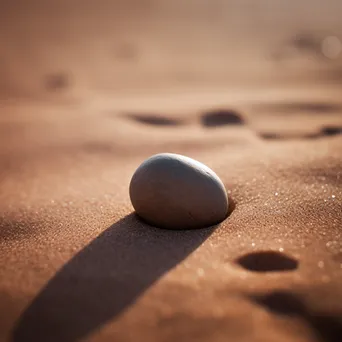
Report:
129,153,229,229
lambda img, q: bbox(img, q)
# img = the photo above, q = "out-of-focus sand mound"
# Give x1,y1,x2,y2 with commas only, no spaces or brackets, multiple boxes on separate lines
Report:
1,1,342,342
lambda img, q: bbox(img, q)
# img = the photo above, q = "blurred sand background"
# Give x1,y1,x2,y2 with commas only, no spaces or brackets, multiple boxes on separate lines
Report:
1,0,342,98
0,1,342,342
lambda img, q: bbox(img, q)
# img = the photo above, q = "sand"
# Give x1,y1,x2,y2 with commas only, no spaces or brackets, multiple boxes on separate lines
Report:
1,1,342,341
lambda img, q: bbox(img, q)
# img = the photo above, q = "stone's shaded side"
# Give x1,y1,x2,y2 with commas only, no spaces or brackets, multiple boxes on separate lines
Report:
129,153,229,229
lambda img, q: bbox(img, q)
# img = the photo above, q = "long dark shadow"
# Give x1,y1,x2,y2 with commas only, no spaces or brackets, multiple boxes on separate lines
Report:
12,213,216,342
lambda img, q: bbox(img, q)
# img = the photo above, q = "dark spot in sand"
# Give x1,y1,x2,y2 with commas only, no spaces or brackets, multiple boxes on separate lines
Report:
251,291,342,342
126,114,183,126
201,109,244,127
271,32,328,61
321,126,342,136
45,73,69,91
259,125,342,141
236,251,298,272
292,33,321,52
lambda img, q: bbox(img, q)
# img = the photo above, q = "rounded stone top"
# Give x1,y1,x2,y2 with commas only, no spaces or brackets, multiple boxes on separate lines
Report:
129,153,229,229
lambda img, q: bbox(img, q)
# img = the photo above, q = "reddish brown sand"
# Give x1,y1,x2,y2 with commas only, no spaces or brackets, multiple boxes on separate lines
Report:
1,1,342,342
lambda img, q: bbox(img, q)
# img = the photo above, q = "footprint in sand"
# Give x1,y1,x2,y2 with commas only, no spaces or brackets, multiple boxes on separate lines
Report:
321,126,342,136
200,109,245,127
254,100,342,140
250,291,342,342
236,251,298,272
121,105,341,142
125,113,183,126
124,108,245,128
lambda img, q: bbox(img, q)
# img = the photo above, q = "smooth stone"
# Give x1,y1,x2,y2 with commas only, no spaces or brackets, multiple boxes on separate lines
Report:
129,153,229,229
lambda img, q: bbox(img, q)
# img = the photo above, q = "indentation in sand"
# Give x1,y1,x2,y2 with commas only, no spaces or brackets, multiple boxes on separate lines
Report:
125,113,183,126
236,251,298,272
321,126,342,136
201,109,245,127
259,125,342,140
